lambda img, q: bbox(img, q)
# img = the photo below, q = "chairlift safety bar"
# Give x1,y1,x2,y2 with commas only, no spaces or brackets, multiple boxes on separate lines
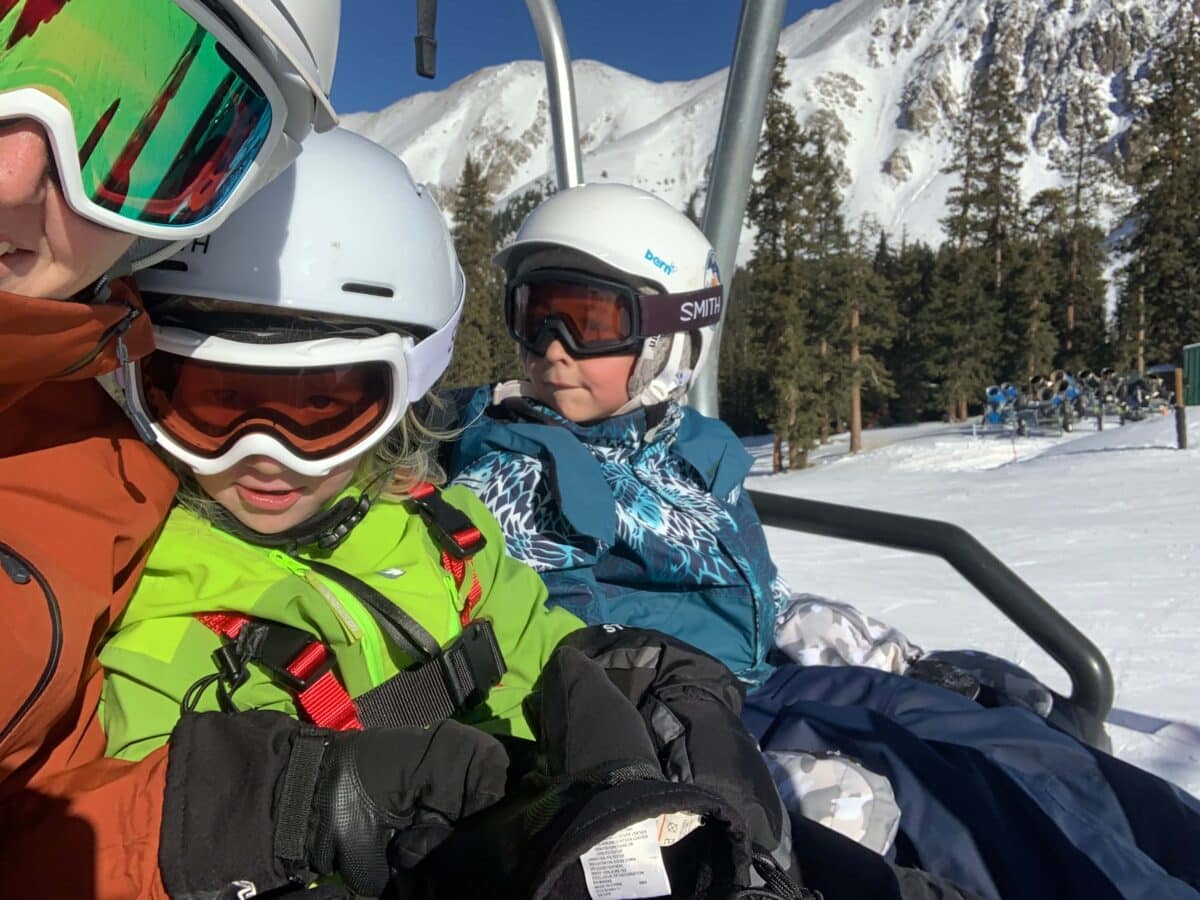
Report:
749,489,1115,746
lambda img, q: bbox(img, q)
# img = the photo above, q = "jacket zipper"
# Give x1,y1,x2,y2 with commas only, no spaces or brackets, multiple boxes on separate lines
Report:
266,551,388,686
53,302,139,378
443,573,464,637
0,543,62,745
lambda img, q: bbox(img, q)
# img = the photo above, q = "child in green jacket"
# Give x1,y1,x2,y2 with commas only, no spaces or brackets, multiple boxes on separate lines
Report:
98,128,582,761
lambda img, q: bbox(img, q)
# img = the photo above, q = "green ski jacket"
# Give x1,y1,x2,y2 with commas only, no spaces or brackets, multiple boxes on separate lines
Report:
99,486,583,760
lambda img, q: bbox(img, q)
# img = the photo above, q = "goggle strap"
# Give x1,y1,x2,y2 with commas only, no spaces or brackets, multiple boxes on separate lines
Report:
638,285,724,336
405,296,464,402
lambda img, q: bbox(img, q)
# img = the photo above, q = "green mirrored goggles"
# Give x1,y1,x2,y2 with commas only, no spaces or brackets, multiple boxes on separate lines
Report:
0,0,281,236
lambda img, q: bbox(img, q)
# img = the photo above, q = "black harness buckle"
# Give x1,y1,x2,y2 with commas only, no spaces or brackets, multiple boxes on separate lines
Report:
246,621,336,692
438,620,506,710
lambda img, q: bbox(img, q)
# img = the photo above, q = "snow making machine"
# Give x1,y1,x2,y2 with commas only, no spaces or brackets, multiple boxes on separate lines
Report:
978,383,1021,433
1074,368,1106,424
1116,367,1175,423
497,0,1114,747
1014,370,1082,435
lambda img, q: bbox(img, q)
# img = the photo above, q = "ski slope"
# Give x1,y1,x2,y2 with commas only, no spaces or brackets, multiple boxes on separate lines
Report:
748,410,1200,796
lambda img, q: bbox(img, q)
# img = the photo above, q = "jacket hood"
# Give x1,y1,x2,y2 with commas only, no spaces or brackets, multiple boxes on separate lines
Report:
0,279,154,414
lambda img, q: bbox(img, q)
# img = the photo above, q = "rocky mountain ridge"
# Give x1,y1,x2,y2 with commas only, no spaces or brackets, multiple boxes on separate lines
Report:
342,0,1183,257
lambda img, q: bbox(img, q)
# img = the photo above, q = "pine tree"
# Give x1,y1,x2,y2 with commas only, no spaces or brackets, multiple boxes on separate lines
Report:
1050,80,1112,369
971,61,1026,294
883,237,939,422
717,267,767,435
1118,10,1200,367
936,56,1027,415
745,54,825,470
920,245,998,420
444,155,502,387
1004,192,1062,380
792,123,853,443
843,221,897,450
943,75,981,254
493,181,552,247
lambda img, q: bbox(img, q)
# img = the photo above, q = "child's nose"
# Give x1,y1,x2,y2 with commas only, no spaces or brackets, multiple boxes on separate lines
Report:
542,338,571,362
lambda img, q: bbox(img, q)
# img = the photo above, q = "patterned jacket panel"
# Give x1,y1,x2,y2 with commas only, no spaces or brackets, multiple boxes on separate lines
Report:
449,386,787,683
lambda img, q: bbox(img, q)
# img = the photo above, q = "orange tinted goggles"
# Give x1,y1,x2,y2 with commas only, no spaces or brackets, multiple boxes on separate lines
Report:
506,268,723,358
508,276,637,356
139,353,393,460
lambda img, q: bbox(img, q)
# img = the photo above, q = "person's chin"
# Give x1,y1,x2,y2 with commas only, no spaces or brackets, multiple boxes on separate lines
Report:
0,262,94,301
231,498,316,535
552,398,602,423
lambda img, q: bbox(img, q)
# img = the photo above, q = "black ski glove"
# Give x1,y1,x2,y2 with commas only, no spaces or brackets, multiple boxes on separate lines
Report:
403,644,810,900
160,711,508,899
555,625,790,866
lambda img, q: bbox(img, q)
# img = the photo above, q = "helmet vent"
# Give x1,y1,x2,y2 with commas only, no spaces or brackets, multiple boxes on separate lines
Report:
152,260,189,273
342,282,394,299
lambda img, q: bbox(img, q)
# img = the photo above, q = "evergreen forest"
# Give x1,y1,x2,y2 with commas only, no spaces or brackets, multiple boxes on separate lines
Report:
443,14,1200,470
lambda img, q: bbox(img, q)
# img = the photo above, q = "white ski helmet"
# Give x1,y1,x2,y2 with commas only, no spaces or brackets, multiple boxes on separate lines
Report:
495,183,722,411
124,127,465,477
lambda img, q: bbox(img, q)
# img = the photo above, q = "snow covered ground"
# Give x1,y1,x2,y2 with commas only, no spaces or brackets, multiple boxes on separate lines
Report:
747,409,1200,796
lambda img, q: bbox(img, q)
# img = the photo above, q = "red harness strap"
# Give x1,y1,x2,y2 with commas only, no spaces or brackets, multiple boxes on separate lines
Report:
408,481,485,627
197,611,365,731
441,550,483,626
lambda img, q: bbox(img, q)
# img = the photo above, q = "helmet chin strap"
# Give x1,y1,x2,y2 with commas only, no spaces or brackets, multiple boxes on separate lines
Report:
617,332,691,416
211,491,374,554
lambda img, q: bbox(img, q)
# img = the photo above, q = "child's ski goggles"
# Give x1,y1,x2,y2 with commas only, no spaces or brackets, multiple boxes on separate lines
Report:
506,269,724,358
124,314,460,477
0,0,287,239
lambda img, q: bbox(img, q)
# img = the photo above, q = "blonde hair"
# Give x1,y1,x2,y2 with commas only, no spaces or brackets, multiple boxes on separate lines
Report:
367,391,458,500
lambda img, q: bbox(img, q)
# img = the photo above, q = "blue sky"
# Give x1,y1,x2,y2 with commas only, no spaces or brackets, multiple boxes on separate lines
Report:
331,1,834,114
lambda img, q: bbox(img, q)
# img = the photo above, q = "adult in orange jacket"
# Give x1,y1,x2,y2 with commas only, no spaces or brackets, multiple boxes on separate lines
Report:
0,5,511,898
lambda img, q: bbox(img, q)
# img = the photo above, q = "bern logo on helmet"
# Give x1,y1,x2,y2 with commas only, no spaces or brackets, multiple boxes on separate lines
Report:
644,248,676,276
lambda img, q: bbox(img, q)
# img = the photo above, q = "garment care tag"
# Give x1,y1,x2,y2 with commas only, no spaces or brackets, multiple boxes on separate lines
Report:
655,811,703,847
580,818,672,899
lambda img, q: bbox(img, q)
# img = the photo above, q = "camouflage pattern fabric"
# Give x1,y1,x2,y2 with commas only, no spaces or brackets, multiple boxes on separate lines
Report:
765,749,901,856
774,594,923,675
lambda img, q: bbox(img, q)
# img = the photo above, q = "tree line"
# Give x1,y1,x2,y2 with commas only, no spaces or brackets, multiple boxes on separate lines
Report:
723,13,1200,469
443,13,1200,469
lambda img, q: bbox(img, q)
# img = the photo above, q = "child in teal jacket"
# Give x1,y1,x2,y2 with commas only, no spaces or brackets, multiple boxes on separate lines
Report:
448,183,921,688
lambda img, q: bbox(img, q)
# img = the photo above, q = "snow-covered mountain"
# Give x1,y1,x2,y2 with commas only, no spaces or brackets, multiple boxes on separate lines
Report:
342,0,1183,258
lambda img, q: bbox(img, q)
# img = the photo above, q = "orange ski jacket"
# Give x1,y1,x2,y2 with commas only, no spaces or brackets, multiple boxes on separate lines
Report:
0,281,178,898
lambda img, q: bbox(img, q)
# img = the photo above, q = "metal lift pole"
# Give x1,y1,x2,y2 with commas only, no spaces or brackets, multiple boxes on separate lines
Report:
525,0,584,189
692,0,787,417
